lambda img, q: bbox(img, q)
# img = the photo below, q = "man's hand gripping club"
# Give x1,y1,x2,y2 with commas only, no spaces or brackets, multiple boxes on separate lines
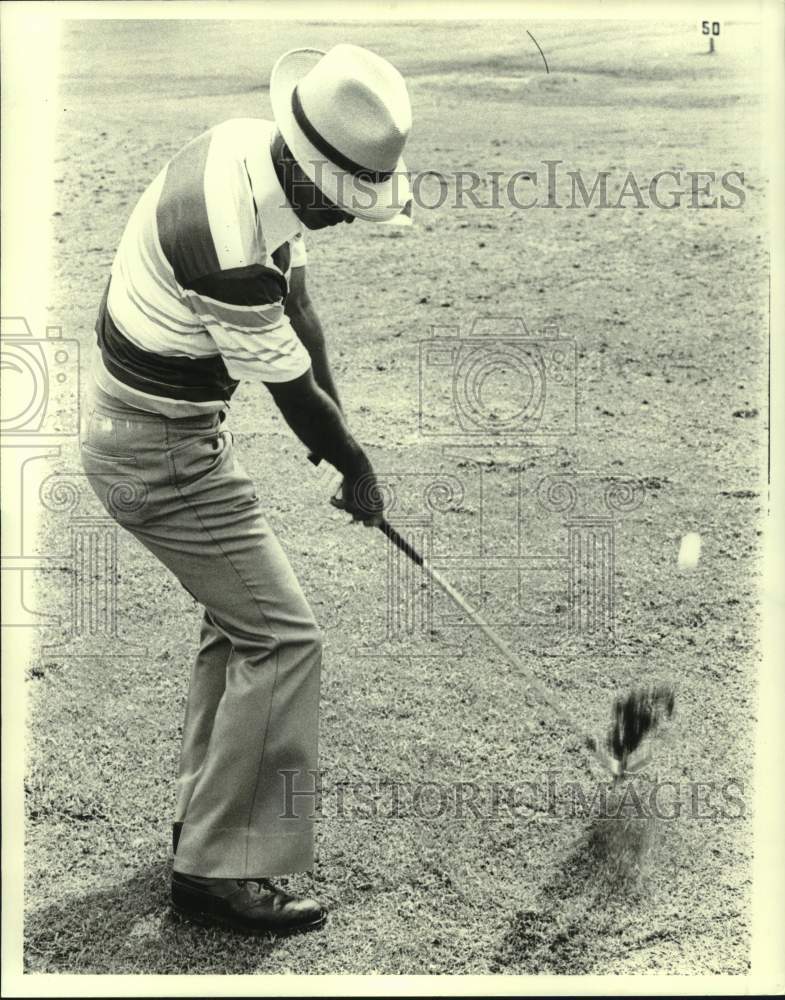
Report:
264,369,383,526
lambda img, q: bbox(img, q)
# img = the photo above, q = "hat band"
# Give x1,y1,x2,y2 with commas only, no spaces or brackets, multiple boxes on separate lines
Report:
291,86,393,184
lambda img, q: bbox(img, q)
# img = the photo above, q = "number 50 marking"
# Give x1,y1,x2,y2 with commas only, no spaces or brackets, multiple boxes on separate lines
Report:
701,20,721,35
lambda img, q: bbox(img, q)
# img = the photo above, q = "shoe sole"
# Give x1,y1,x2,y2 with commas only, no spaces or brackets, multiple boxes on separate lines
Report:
171,901,328,938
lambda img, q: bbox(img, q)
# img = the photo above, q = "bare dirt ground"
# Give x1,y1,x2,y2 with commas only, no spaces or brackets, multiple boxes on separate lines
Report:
24,18,767,974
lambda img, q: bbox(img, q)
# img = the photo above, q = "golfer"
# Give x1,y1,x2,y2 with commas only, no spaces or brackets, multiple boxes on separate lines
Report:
80,44,412,936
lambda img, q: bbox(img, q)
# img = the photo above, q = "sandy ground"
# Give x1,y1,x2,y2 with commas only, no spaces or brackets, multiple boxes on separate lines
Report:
23,18,767,974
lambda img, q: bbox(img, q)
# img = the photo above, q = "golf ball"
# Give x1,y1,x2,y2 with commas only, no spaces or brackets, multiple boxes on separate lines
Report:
678,532,702,569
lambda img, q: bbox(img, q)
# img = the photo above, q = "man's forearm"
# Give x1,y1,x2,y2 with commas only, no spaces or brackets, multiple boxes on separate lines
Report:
287,302,343,411
264,371,366,477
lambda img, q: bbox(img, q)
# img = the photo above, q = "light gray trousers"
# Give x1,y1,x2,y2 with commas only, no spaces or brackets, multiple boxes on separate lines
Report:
80,376,321,877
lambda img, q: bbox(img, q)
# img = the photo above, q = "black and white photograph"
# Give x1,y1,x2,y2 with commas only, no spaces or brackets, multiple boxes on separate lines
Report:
1,0,783,994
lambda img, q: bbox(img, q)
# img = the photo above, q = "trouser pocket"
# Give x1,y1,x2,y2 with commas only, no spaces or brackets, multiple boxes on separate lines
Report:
79,406,163,525
79,444,151,525
166,429,231,491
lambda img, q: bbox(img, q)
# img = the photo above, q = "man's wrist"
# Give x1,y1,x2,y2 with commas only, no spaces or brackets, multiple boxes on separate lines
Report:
310,436,366,478
336,437,369,478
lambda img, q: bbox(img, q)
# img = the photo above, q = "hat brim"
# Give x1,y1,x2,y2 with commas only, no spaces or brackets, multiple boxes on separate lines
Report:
270,47,410,223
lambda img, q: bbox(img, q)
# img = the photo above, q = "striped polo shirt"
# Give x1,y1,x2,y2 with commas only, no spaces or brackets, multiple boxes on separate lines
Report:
93,118,311,416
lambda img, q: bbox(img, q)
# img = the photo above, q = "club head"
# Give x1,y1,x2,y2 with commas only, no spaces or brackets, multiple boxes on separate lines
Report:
585,734,623,778
605,684,676,775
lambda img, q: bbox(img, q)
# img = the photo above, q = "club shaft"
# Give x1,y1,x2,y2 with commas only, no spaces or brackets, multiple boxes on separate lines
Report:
381,518,606,765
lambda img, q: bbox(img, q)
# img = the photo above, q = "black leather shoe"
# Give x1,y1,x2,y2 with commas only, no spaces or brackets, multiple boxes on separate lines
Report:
171,871,327,937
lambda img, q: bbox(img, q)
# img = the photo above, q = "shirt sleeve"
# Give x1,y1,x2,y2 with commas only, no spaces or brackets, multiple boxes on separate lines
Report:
183,264,311,383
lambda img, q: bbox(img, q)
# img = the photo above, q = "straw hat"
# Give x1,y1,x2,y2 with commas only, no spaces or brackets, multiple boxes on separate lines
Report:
270,44,412,222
